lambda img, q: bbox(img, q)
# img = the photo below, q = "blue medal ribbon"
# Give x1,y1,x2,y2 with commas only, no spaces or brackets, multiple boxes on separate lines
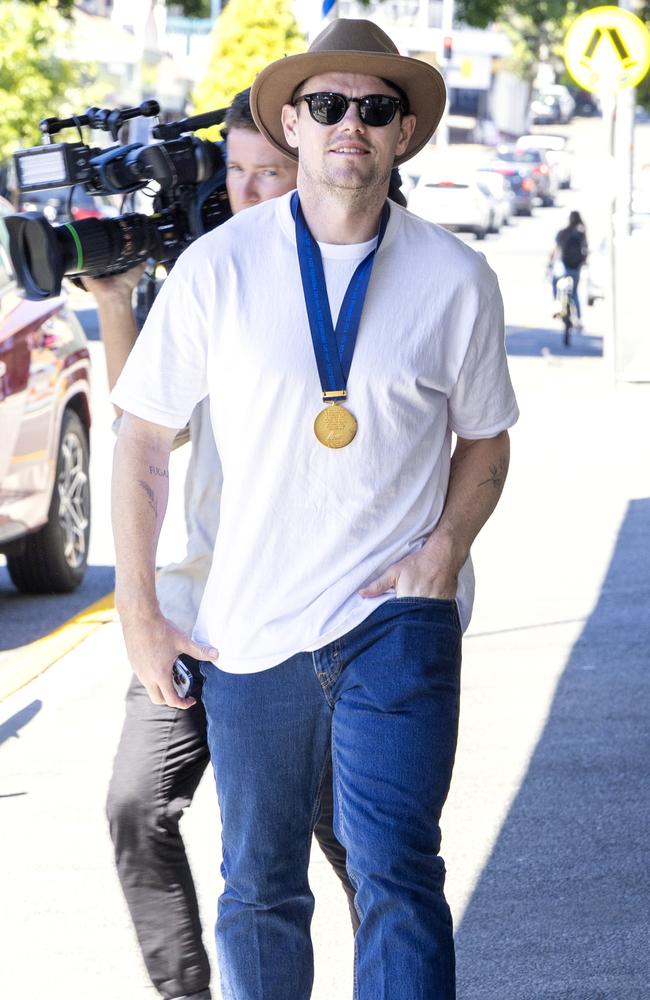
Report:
291,192,390,401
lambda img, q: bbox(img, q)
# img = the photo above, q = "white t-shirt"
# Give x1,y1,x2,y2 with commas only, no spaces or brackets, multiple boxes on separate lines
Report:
112,192,519,674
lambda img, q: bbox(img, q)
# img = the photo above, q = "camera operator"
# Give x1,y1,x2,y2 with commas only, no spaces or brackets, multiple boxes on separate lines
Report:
85,89,355,1000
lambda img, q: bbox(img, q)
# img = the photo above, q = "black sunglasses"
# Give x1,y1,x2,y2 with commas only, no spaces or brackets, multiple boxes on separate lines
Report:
294,92,408,128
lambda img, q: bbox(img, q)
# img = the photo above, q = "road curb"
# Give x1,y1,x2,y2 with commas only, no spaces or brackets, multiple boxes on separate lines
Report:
0,592,116,702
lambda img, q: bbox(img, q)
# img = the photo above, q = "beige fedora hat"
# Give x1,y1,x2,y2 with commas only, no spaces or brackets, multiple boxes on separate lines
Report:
250,18,446,167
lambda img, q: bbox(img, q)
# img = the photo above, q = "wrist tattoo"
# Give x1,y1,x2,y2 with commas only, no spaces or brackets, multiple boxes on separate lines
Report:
478,456,509,491
138,480,158,517
148,465,168,478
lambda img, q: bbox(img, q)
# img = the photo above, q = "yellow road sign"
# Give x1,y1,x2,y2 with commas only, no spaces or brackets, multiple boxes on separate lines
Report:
564,6,650,94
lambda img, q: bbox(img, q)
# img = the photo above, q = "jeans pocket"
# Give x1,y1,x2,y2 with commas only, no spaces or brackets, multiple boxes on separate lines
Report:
388,596,461,630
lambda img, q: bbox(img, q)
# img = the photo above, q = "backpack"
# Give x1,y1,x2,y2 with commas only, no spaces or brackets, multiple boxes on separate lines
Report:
560,229,586,269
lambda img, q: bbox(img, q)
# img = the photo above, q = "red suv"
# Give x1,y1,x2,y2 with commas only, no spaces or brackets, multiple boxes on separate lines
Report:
0,196,92,592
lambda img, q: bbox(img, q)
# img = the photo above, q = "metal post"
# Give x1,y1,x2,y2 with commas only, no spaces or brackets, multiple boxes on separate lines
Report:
616,0,636,234
602,93,617,379
436,0,454,150
613,0,642,379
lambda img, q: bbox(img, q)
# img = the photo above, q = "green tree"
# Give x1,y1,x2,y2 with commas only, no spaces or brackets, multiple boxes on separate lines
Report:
20,0,74,16
191,0,305,130
0,2,79,161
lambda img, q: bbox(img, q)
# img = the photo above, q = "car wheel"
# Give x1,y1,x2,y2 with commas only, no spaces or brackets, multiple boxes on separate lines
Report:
7,409,91,593
475,227,486,240
541,194,555,207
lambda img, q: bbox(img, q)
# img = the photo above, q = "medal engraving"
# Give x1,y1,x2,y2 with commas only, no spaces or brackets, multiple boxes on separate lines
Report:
314,403,357,449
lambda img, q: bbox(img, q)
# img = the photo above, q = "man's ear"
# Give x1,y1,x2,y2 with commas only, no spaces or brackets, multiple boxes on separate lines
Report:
395,113,417,159
281,104,300,151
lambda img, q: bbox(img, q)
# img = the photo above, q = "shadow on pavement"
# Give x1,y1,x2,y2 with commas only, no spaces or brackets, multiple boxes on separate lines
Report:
506,324,603,358
455,498,650,1000
0,564,115,650
0,699,42,746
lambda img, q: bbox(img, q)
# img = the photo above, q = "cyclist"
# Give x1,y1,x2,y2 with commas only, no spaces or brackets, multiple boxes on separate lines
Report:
549,210,588,330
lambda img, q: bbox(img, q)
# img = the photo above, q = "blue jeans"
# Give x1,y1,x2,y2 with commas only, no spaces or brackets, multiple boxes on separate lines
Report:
201,597,462,1000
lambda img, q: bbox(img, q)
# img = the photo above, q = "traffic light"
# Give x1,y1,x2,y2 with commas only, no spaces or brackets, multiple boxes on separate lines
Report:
443,36,453,60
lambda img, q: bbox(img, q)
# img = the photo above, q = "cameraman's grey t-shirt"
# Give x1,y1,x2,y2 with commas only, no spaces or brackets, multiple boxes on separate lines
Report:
155,396,221,634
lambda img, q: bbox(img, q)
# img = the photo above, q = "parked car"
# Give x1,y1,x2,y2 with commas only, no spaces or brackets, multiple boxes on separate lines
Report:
516,133,574,189
480,164,535,216
475,169,514,230
569,87,600,117
541,85,575,124
0,196,92,593
493,146,559,207
530,85,575,125
407,175,493,240
530,92,562,126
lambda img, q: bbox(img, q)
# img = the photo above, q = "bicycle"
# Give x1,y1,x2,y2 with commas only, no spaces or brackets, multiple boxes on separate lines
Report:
553,272,575,347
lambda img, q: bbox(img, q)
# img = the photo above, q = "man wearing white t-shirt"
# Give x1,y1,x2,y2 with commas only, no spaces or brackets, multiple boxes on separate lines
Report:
111,19,518,1000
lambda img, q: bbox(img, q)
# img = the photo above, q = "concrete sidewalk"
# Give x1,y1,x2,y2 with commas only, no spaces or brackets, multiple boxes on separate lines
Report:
1,351,649,999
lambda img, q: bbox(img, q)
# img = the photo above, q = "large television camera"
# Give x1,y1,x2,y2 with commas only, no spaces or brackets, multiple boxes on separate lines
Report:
5,101,232,300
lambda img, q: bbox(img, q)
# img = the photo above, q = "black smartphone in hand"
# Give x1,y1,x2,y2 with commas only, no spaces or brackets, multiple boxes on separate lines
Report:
171,656,202,699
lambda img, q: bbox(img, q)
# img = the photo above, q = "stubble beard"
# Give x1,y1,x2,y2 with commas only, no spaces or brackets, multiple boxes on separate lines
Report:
301,155,392,210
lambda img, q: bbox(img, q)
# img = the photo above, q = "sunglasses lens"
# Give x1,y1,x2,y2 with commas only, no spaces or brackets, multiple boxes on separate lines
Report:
303,94,401,127
360,96,398,126
308,93,348,125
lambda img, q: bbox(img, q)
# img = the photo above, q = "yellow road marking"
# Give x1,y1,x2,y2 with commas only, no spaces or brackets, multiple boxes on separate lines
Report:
0,591,116,702
11,449,49,463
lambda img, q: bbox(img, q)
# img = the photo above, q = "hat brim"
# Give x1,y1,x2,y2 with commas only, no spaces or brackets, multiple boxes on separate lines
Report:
250,50,446,167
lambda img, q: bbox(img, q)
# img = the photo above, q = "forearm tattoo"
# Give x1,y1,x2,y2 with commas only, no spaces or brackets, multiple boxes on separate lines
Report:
138,480,158,518
478,455,509,491
148,465,168,478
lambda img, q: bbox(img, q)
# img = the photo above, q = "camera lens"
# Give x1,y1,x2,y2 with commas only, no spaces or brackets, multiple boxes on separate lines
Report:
5,212,165,300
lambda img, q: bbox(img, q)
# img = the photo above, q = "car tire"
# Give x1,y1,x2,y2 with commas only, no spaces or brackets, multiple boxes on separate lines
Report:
475,227,486,240
7,409,91,593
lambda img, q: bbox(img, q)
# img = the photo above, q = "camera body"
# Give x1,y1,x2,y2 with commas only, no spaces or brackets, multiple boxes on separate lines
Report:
6,101,232,300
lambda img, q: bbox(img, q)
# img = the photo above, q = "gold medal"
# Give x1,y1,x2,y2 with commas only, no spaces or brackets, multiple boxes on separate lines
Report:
314,403,357,449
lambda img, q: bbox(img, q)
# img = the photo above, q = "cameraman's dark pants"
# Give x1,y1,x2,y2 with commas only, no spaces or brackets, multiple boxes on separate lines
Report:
106,671,357,1000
